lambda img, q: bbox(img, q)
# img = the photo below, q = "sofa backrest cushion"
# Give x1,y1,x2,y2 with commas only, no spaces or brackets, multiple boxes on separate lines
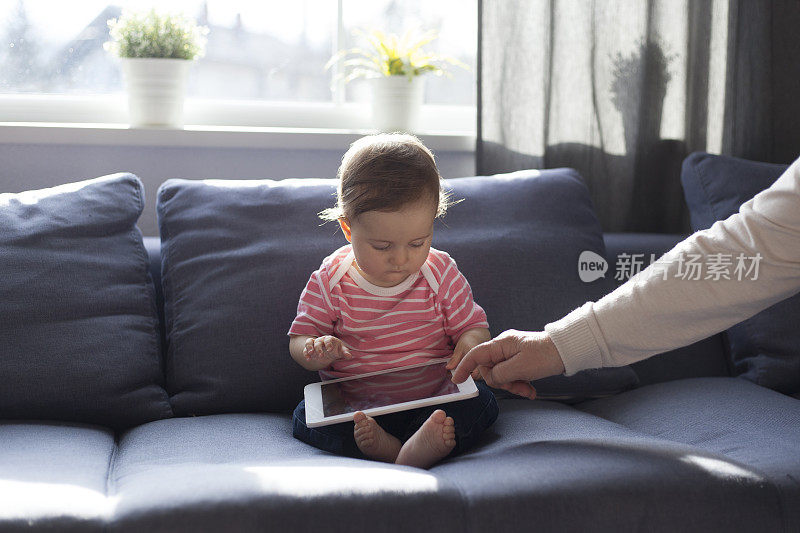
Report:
681,152,789,231
157,169,637,416
681,152,799,395
0,174,173,430
431,172,639,401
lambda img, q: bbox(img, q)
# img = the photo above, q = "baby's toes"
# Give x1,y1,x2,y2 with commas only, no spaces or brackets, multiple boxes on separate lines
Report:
443,418,456,446
354,413,379,444
430,409,447,424
354,421,373,438
353,412,370,431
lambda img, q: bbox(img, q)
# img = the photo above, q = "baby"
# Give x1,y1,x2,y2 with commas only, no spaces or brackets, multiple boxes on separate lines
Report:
288,133,498,469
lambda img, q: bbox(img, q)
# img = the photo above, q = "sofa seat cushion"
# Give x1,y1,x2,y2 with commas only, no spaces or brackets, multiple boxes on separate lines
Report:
108,401,786,532
430,396,783,532
0,421,115,531
578,377,800,531
109,414,466,533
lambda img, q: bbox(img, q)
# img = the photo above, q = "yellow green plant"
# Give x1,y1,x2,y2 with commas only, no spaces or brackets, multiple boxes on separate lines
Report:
325,29,468,83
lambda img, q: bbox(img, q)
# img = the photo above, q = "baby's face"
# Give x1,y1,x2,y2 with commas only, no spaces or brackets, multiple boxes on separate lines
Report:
343,199,436,288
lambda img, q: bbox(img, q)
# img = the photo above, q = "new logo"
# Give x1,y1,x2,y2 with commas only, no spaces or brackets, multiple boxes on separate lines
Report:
578,251,608,282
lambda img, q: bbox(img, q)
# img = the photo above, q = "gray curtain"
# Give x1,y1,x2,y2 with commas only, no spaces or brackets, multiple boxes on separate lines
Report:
478,0,800,233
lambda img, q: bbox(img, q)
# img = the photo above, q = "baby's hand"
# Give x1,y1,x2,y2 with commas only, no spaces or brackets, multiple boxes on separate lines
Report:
304,335,353,363
446,329,491,381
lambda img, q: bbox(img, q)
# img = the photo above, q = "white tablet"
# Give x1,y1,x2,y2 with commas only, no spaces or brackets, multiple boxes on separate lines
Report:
303,358,479,427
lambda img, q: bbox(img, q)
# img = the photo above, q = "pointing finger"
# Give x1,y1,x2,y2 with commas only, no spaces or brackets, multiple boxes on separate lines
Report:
452,336,516,384
445,344,465,370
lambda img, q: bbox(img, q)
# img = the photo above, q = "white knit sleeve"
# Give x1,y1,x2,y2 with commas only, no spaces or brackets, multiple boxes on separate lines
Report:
546,156,800,376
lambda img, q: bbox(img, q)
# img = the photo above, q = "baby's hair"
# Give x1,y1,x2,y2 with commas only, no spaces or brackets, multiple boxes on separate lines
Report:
319,133,457,221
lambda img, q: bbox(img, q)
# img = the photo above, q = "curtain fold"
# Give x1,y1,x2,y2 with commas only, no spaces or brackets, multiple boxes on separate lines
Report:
478,0,800,233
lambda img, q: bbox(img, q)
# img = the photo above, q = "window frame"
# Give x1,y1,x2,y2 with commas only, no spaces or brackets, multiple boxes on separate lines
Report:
0,1,477,139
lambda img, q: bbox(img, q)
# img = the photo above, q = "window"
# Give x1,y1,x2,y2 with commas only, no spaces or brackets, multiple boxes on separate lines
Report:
0,0,476,131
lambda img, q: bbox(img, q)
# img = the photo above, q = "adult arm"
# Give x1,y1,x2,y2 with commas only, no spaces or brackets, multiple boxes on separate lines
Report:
546,157,800,375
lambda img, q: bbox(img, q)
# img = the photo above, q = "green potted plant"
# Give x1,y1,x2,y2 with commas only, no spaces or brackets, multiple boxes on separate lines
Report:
105,9,208,128
326,29,468,132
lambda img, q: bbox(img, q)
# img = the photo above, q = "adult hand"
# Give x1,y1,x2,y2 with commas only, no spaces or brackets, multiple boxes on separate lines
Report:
450,330,566,399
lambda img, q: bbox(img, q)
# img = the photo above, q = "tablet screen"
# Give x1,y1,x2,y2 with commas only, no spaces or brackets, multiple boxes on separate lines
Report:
321,361,459,417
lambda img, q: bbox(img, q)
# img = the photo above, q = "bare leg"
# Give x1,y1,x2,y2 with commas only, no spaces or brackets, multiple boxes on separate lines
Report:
394,410,456,469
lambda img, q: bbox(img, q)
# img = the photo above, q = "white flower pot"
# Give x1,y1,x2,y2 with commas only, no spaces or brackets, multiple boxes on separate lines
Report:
370,76,425,133
121,58,191,128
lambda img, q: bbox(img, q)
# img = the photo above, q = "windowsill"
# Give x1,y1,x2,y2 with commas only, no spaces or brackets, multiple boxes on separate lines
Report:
0,122,475,152
0,95,476,152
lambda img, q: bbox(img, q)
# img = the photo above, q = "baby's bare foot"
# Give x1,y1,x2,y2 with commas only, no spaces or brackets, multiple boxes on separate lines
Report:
353,411,402,463
395,410,456,469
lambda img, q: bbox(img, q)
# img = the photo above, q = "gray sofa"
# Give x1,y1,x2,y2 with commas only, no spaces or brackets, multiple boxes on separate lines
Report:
1,153,798,532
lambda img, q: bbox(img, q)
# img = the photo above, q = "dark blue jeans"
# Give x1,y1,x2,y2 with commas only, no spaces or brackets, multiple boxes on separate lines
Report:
293,381,499,460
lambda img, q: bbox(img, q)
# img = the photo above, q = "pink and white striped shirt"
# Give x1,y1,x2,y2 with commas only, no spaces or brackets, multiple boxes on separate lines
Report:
289,245,489,382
